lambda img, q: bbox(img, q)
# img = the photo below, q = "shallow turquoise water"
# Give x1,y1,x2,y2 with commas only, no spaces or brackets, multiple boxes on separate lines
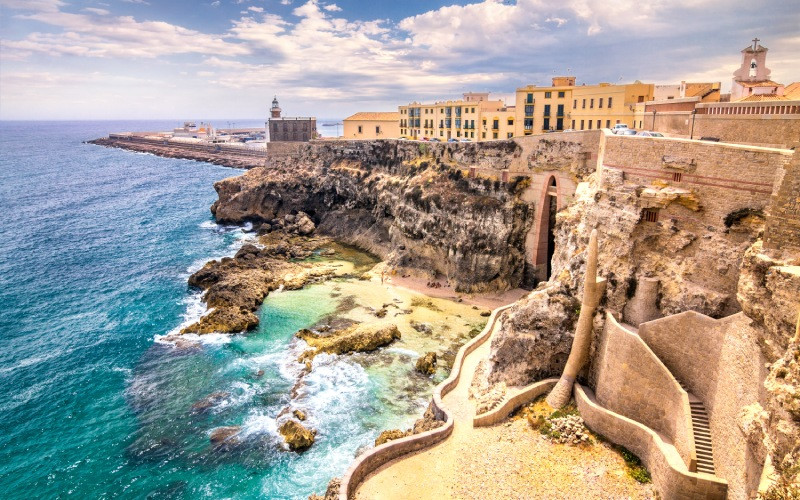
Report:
0,121,425,499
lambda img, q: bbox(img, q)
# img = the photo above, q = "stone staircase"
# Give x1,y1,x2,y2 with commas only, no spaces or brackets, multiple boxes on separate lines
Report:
677,380,716,475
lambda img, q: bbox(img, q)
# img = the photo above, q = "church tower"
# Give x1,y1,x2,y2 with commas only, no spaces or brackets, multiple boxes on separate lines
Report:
270,96,282,119
731,38,779,101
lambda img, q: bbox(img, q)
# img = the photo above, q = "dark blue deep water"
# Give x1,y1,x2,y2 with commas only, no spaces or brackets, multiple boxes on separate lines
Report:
0,121,430,499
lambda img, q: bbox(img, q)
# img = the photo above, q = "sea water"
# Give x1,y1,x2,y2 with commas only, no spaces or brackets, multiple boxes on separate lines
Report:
0,121,484,499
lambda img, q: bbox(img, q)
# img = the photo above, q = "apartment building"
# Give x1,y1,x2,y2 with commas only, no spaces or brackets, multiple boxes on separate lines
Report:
514,76,575,136
398,93,515,141
570,82,654,130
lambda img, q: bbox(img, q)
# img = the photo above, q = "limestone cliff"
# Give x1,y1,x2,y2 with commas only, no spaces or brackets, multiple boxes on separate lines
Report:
211,141,531,292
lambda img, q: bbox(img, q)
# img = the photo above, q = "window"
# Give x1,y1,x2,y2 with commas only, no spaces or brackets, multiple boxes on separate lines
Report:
524,118,533,130
544,104,551,117
588,120,592,129
608,97,613,107
482,119,487,127
672,172,683,182
471,132,474,138
457,131,461,137
573,99,577,108
642,209,659,222
558,91,565,98
524,105,534,116
544,91,552,98
543,118,550,130
492,119,499,129
556,118,563,130
572,120,575,129
376,126,381,134
493,132,498,139
482,132,486,138
590,98,594,109
507,132,513,138
358,125,362,133
507,118,514,126
526,93,533,104
606,120,610,128
582,99,586,109
580,120,585,130
440,131,443,137
638,96,645,103
472,107,476,113
599,98,604,108
557,104,564,117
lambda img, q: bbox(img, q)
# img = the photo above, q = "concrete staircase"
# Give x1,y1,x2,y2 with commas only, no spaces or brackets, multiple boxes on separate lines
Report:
677,380,716,475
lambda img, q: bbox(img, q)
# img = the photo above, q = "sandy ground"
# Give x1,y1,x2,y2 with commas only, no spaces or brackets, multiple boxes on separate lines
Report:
354,320,656,500
387,274,529,310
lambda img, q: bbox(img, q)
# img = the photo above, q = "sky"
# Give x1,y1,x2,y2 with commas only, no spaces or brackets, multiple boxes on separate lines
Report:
1,0,799,120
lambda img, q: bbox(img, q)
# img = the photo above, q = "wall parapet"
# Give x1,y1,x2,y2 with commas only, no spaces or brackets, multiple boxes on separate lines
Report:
473,378,558,427
575,384,728,499
338,303,513,500
595,313,697,471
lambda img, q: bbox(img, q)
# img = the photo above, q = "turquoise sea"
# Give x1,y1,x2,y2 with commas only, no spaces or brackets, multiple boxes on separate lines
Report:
0,121,451,499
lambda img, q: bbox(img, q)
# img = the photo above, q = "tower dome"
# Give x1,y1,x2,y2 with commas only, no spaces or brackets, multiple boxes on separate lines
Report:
270,96,282,118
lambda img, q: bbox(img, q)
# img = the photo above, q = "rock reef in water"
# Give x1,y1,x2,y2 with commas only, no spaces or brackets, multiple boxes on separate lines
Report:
209,426,241,447
296,323,401,361
414,351,438,376
182,231,336,334
279,419,316,451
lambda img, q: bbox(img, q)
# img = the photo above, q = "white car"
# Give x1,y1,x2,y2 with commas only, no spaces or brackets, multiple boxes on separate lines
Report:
612,124,629,134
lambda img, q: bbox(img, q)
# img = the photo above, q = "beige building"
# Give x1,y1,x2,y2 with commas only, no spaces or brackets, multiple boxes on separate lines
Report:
513,77,653,135
570,82,654,131
398,93,514,141
343,112,400,139
514,77,575,136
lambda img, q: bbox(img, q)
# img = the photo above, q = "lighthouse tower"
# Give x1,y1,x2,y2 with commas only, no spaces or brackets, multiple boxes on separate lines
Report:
270,96,282,118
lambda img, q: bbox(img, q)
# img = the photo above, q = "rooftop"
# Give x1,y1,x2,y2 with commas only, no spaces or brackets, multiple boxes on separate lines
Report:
344,112,401,121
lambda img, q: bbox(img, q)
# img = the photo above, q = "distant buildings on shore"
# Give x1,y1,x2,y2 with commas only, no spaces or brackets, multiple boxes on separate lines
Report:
268,96,317,142
332,38,797,145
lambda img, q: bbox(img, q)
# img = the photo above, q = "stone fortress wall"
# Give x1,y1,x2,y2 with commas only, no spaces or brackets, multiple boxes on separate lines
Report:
638,312,768,500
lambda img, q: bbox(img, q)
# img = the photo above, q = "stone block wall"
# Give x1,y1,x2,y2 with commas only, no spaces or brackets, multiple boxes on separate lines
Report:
764,148,800,252
594,313,696,469
692,114,800,149
603,134,793,226
638,312,769,500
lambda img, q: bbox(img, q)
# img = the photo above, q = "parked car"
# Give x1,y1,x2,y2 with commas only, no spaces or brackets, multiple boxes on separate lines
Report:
447,138,458,142
636,131,664,137
612,124,629,134
429,138,441,142
459,138,471,142
617,129,638,136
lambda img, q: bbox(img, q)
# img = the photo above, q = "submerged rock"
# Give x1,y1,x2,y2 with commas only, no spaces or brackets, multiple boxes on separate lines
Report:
191,391,230,413
415,352,438,376
209,426,241,447
293,409,307,421
279,419,316,451
296,323,400,361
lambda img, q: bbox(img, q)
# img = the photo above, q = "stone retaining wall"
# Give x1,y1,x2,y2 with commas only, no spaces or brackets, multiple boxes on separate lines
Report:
575,384,728,499
473,378,558,427
338,304,513,500
638,311,768,499
594,313,697,471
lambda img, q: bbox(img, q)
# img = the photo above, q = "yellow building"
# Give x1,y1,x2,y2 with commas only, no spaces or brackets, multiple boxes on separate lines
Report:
398,93,514,141
570,82,654,130
342,112,401,139
514,77,575,136
513,78,654,135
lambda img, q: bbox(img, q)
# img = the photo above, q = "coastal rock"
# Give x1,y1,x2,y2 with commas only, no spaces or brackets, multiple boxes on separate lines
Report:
209,426,241,446
279,419,316,451
374,401,444,446
191,391,230,413
293,409,307,421
410,321,432,334
308,478,341,500
375,429,408,446
415,352,438,376
296,323,400,360
296,212,316,235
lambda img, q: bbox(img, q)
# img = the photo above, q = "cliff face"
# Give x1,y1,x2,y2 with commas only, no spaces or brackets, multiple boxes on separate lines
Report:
211,141,532,292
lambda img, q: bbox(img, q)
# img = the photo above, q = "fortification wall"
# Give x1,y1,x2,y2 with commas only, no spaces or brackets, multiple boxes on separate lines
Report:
637,311,769,499
692,114,800,149
594,313,696,469
764,148,800,252
603,134,792,225
575,385,728,500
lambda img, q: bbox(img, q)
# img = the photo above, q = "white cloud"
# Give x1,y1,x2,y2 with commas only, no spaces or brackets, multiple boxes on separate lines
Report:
323,3,341,11
122,0,150,5
248,6,264,12
82,7,110,15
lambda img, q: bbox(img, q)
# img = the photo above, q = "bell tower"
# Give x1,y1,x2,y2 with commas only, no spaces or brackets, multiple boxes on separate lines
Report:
733,38,770,83
270,96,282,119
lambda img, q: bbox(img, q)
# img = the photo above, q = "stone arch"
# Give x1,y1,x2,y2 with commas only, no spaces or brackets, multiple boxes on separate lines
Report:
524,172,574,284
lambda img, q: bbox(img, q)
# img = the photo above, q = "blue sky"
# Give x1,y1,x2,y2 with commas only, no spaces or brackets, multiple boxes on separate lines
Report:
1,0,798,120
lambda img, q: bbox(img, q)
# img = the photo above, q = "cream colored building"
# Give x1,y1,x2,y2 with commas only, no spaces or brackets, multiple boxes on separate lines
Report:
343,112,401,139
398,93,514,141
570,82,654,131
514,77,575,136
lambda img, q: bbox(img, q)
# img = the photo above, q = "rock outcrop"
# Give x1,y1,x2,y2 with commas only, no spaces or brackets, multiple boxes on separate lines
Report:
373,401,445,446
279,419,316,451
210,141,533,293
297,323,401,361
414,352,437,376
182,232,336,334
